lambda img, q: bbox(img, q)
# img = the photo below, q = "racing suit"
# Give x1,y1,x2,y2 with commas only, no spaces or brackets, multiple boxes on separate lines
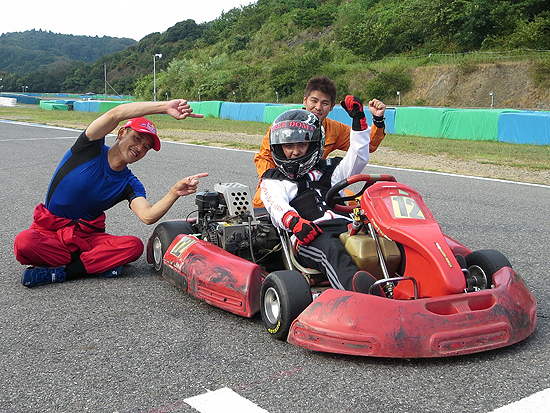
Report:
260,126,371,291
14,132,145,275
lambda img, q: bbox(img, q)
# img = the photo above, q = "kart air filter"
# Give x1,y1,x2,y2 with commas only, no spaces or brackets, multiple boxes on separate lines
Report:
214,183,255,218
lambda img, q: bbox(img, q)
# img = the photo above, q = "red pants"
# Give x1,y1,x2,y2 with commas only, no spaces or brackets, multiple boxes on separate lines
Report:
14,204,143,274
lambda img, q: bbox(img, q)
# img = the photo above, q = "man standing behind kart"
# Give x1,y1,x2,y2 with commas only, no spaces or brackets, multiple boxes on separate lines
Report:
14,99,208,287
253,75,386,207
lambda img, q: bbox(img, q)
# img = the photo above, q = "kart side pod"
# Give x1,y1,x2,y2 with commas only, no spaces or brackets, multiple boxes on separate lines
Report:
162,234,262,317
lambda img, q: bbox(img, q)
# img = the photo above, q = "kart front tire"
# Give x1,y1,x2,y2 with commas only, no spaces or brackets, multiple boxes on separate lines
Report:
260,270,312,341
465,249,512,288
150,221,196,274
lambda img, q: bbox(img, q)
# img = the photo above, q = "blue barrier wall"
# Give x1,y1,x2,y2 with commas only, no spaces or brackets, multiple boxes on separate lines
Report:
2,93,40,105
384,108,396,134
220,102,278,122
498,111,550,145
73,101,100,112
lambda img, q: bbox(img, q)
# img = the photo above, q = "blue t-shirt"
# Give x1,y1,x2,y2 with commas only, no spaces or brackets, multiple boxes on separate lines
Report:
45,132,146,220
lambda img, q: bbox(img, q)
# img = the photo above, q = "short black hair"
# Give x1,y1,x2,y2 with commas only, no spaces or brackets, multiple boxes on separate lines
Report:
304,75,337,104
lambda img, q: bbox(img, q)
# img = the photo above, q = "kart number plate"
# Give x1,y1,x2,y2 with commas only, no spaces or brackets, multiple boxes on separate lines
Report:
390,196,425,219
170,235,198,258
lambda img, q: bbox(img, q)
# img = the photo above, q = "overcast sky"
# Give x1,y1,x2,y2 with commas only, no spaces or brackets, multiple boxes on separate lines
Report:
2,0,257,41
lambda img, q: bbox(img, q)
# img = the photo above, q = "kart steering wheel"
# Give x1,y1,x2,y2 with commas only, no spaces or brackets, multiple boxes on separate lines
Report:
326,174,397,213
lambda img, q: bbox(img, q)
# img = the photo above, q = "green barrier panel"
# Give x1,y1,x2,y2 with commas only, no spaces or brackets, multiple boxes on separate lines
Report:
394,107,523,141
189,101,202,114
394,107,450,138
189,101,224,117
441,109,520,141
39,101,69,111
98,101,130,113
49,104,68,111
263,104,304,123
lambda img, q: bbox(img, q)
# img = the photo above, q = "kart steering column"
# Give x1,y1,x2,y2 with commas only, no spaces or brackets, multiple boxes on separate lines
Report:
367,222,395,297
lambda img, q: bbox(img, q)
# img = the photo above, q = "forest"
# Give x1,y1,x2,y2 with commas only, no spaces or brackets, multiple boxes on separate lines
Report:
0,0,549,103
0,30,135,92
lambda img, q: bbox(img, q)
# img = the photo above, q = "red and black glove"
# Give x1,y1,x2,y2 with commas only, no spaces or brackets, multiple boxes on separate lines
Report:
282,211,322,245
341,95,368,131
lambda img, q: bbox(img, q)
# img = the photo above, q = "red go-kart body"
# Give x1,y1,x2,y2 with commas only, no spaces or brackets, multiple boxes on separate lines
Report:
149,176,536,358
162,234,263,318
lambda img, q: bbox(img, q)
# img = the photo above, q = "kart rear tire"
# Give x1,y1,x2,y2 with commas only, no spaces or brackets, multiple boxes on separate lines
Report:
260,270,313,341
150,221,196,274
465,249,512,288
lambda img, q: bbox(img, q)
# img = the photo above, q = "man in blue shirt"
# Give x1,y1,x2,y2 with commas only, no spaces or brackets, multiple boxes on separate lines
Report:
14,99,208,287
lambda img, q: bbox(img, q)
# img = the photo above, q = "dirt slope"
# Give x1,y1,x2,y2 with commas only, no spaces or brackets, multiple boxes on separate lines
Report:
405,61,550,110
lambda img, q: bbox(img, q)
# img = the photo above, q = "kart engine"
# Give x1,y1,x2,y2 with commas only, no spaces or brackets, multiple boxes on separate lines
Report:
194,183,279,262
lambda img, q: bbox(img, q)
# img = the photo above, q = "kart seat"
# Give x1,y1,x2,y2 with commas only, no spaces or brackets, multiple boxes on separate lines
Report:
253,207,324,283
279,228,323,278
253,207,269,219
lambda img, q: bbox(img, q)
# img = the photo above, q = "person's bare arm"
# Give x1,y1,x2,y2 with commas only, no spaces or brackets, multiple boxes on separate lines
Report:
85,99,203,141
130,173,209,225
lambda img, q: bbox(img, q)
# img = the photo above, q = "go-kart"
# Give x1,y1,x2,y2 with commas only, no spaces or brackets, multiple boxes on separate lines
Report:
146,175,536,358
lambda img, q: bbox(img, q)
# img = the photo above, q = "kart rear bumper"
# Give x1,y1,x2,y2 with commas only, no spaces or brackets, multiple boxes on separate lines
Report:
288,268,536,358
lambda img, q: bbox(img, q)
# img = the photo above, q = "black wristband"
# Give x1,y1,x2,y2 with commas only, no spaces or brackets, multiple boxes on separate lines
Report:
372,115,385,128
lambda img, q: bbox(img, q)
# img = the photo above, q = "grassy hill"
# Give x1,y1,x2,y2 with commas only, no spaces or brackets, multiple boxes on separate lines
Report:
1,0,549,109
0,30,135,73
135,0,550,109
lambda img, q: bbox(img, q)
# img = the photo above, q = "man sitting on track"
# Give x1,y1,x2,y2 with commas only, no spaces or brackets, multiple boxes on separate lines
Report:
14,99,208,287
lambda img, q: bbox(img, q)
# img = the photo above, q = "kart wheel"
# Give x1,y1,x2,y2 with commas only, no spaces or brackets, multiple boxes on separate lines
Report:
150,221,196,274
455,254,467,269
465,249,512,289
260,270,312,341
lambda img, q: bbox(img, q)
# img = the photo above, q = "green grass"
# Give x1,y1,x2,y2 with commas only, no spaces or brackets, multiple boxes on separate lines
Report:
2,104,548,173
386,133,550,172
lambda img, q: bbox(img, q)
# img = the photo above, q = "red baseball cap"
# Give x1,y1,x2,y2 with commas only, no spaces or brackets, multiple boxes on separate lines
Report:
122,117,161,151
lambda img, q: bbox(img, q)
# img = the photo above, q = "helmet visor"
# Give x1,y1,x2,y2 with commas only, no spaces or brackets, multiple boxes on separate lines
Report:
270,120,319,145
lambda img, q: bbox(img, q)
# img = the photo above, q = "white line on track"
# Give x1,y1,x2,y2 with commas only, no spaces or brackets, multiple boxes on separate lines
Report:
0,118,82,131
184,387,269,413
0,137,79,142
366,162,550,189
487,388,550,413
162,140,550,189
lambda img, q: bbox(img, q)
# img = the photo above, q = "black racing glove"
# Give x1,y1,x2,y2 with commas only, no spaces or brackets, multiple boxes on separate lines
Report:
282,211,322,245
341,95,368,131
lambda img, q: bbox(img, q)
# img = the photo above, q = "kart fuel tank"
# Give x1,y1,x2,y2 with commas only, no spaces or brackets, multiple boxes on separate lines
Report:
162,234,262,317
339,231,401,280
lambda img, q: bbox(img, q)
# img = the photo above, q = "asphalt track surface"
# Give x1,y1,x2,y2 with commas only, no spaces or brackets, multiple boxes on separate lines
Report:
0,119,549,413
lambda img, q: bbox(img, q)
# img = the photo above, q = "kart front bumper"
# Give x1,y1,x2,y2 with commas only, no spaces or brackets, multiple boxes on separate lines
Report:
287,268,536,358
